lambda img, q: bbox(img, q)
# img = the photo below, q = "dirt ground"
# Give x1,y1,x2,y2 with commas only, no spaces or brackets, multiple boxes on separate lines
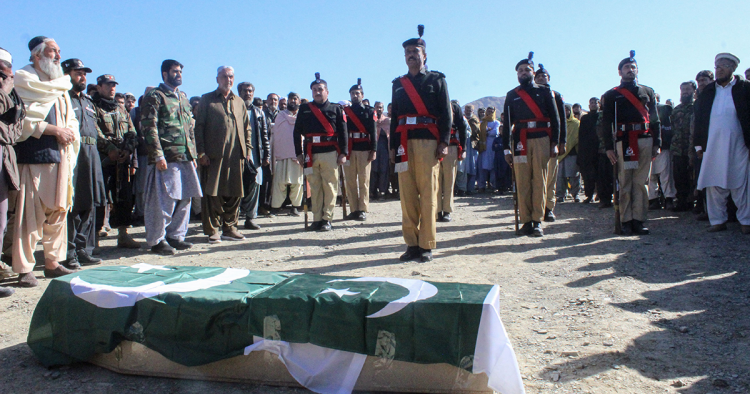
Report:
1,192,749,394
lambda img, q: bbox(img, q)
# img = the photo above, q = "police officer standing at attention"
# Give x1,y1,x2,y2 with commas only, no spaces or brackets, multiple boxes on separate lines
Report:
602,51,660,235
437,99,467,222
390,25,452,262
343,78,377,221
62,59,105,268
503,52,560,237
294,73,348,232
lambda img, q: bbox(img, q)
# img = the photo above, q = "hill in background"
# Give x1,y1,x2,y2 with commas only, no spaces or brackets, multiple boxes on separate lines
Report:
464,96,505,115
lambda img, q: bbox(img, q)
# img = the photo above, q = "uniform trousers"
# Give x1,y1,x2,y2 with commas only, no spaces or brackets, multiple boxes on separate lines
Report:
344,150,371,213
437,146,458,213
648,149,676,200
66,207,95,260
617,139,652,222
545,157,559,210
202,195,241,235
514,137,550,224
271,158,303,208
579,154,598,199
307,151,339,222
672,155,692,208
13,164,68,273
597,153,614,204
399,139,439,250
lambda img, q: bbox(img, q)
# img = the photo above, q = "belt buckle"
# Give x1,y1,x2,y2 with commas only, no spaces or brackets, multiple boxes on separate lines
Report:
313,136,321,143
406,116,417,125
528,121,537,128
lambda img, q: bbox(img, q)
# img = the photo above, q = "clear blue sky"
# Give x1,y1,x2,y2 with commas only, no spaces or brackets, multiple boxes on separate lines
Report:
4,1,749,108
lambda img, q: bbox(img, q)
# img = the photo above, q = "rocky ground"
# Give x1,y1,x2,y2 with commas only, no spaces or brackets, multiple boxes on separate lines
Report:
1,192,748,394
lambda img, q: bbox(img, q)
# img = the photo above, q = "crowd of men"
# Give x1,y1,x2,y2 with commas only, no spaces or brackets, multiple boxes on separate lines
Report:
0,29,748,298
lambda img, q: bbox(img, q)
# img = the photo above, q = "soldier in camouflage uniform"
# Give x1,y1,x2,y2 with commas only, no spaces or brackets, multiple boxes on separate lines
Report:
92,74,140,249
669,81,696,212
140,59,202,255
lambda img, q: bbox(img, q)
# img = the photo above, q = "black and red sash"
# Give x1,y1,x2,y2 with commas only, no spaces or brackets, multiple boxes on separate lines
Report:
449,128,463,158
395,76,441,172
343,106,370,158
304,103,339,174
613,87,650,169
513,87,552,163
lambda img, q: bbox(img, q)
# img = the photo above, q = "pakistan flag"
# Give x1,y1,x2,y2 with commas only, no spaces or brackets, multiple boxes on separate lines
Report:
28,265,524,394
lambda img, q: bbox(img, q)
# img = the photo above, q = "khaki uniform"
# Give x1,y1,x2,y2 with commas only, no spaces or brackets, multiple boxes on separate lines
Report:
514,137,551,223
399,140,440,249
617,138,652,222
545,157,558,210
308,151,339,221
344,150,371,212
437,146,458,213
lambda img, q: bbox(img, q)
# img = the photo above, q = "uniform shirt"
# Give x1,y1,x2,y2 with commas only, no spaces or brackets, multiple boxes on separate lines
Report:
657,103,673,149
669,101,694,157
600,81,661,151
345,102,377,151
539,84,568,146
450,101,468,149
69,91,103,143
501,81,561,152
94,98,138,156
389,69,452,148
140,83,196,164
293,100,348,157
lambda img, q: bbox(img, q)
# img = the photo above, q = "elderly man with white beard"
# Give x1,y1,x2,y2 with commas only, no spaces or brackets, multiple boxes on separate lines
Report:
12,36,80,287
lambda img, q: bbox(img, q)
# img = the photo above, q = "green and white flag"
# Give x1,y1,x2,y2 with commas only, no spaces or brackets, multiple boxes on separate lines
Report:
28,265,524,394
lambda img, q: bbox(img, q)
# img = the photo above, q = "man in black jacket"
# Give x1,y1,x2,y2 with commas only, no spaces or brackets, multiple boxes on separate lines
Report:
238,82,270,230
693,53,750,234
577,98,600,203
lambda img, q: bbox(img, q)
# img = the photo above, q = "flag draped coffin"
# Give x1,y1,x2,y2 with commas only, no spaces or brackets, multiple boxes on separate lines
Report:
28,266,524,394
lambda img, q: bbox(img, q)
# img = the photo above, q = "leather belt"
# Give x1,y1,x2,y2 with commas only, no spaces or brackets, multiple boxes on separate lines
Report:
617,123,648,132
519,121,549,129
398,116,436,125
349,132,365,139
308,135,337,143
80,136,97,145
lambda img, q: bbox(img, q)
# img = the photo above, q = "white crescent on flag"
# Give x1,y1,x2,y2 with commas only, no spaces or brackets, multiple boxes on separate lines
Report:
326,277,438,318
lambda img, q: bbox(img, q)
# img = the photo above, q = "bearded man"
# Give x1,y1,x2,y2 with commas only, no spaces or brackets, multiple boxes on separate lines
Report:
12,36,80,286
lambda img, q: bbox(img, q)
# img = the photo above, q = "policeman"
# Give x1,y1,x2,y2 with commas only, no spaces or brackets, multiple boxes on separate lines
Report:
437,100,467,222
533,63,567,221
503,52,561,237
92,74,140,248
601,50,661,235
62,59,106,268
343,78,377,221
390,25,452,262
294,73,348,231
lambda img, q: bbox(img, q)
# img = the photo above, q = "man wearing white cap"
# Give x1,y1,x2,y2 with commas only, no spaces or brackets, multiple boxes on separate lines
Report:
11,36,80,287
694,52,750,234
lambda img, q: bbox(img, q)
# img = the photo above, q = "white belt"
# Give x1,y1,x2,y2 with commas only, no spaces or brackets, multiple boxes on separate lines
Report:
350,132,365,138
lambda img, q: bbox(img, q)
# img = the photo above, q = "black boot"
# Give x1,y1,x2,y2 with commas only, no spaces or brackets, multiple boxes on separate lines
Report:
632,220,650,235
399,246,421,261
544,209,556,222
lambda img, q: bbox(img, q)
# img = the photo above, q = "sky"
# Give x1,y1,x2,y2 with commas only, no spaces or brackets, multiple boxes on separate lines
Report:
4,0,750,109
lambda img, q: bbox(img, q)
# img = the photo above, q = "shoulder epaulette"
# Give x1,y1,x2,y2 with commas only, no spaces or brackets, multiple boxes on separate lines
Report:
430,70,446,78
392,76,401,84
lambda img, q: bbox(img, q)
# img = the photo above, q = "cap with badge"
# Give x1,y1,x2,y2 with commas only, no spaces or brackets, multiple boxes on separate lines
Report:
618,50,637,70
516,52,534,71
715,52,740,66
349,78,363,93
61,58,92,74
402,24,426,48
310,72,326,89
28,36,48,52
96,74,118,85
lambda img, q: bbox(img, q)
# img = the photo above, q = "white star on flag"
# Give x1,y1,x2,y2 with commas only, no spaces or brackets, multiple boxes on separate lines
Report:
319,288,360,298
130,263,172,273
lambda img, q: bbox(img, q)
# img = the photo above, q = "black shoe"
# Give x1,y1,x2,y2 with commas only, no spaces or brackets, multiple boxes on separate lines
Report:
345,211,359,221
531,221,544,237
583,197,593,204
399,246,421,262
356,211,366,221
244,219,261,230
420,248,433,262
132,216,145,227
465,190,474,196
518,222,533,236
319,220,332,231
166,237,193,250
544,209,556,222
620,221,633,236
307,221,322,231
648,199,661,210
77,250,102,266
437,211,444,221
289,207,300,217
456,190,466,197
0,287,14,298
151,240,176,255
62,256,81,270
441,212,453,222
632,220,650,235
664,198,675,211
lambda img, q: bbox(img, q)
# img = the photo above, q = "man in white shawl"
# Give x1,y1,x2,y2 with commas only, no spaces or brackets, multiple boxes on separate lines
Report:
12,36,80,287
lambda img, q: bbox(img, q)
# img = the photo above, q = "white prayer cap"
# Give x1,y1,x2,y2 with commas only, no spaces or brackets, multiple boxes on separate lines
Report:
0,48,11,65
339,100,351,107
715,52,740,65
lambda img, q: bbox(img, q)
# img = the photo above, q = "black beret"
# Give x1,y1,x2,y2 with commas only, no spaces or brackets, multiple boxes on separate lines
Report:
28,36,48,52
349,78,363,93
310,72,327,89
402,25,426,48
535,63,549,77
516,52,534,71
618,50,637,70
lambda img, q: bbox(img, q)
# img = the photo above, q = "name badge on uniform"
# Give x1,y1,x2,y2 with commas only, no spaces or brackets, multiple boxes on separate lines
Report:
313,136,321,143
406,117,417,125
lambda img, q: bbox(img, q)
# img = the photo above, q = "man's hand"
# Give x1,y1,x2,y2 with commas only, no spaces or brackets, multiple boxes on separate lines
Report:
297,154,305,166
459,151,466,161
0,74,13,95
436,142,448,159
262,159,270,167
389,149,395,165
337,154,347,166
696,150,703,159
117,149,131,163
368,151,376,162
108,149,120,162
549,144,558,158
606,149,617,165
51,126,75,146
652,147,660,160
557,143,566,156
198,155,210,166
130,167,136,176
156,158,168,171
505,153,513,167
